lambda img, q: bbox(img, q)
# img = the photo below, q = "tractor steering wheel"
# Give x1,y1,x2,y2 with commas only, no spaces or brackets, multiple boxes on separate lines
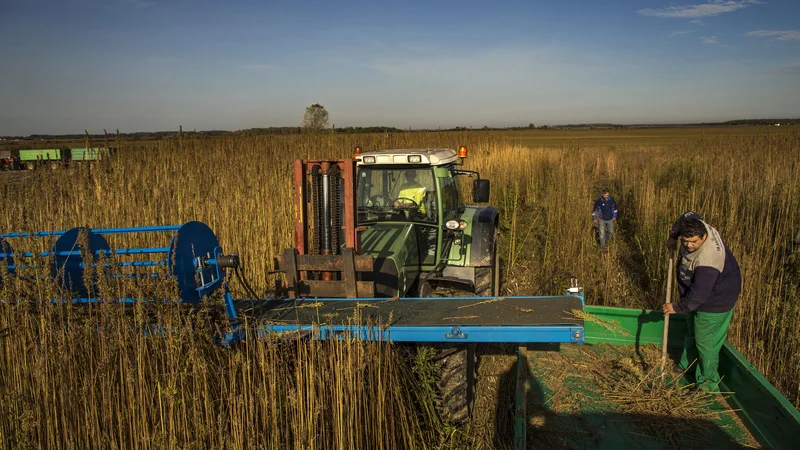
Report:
393,197,419,210
368,194,392,209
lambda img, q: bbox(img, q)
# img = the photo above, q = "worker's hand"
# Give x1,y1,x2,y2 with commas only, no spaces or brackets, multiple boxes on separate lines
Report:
662,303,676,315
666,237,678,255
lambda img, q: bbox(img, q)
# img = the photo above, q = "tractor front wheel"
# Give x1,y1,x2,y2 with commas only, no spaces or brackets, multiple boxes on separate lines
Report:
433,343,476,424
429,227,500,424
474,227,500,297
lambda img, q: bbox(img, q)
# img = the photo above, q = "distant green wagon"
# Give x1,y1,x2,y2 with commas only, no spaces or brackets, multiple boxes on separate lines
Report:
13,147,116,169
17,149,71,170
70,147,113,163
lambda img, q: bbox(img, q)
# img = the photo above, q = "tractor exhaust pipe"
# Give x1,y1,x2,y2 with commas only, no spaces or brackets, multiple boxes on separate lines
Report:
320,163,333,281
321,162,331,254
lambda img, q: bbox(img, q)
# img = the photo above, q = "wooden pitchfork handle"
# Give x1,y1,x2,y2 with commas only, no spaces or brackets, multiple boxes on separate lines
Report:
660,248,676,380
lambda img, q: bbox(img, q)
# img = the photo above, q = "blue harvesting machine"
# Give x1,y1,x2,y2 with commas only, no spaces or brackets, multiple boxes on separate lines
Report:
0,220,585,346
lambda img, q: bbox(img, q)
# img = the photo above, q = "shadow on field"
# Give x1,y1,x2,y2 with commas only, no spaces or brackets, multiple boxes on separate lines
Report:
487,343,752,450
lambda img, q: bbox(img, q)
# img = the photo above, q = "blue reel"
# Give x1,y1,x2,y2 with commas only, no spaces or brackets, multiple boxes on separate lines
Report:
1,221,237,309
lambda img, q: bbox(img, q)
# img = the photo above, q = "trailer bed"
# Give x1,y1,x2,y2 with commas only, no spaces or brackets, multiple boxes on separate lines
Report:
524,305,800,450
233,295,585,343
236,295,583,327
520,342,758,449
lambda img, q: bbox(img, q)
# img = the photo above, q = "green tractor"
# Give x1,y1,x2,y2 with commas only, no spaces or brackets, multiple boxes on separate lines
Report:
274,146,551,423
355,146,499,299
354,146,499,421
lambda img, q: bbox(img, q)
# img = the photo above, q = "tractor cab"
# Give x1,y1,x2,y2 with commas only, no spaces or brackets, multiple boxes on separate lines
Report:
356,165,438,224
354,147,494,297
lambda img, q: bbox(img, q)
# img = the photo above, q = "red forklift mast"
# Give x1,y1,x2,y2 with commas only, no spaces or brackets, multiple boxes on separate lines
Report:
275,159,374,298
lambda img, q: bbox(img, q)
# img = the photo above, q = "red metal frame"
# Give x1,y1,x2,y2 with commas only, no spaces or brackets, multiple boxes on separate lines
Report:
292,160,307,256
292,159,359,256
341,160,358,252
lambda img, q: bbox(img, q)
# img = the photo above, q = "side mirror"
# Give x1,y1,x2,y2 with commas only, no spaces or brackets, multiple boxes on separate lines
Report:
473,179,490,203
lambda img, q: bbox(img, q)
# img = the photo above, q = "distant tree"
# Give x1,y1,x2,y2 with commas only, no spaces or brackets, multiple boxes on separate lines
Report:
528,123,536,129
302,103,329,132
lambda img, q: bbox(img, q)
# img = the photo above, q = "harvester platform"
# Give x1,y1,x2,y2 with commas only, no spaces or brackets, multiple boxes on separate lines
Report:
1,220,585,345
234,295,585,344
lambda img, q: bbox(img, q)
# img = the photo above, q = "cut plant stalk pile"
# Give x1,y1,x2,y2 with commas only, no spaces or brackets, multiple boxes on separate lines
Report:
565,309,631,336
524,343,759,449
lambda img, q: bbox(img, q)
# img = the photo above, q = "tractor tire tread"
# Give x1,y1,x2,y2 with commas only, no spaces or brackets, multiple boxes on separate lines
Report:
433,343,471,424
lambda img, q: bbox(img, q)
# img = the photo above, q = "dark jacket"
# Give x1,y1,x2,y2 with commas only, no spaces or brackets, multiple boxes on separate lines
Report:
670,212,742,313
592,196,618,221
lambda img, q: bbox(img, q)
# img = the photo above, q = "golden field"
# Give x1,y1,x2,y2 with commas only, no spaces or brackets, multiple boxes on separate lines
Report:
0,127,798,448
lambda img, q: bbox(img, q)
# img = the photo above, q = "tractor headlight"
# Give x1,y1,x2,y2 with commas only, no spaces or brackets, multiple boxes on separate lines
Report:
445,220,468,231
363,156,376,164
407,155,422,163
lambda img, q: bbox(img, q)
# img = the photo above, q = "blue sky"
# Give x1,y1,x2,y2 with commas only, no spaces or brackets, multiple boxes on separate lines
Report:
1,0,798,135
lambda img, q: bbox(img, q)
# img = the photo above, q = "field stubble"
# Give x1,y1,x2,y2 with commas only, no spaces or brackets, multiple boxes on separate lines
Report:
0,130,798,448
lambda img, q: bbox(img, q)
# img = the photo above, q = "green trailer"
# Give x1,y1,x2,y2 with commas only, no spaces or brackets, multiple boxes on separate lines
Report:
512,306,800,449
17,149,70,170
70,147,109,162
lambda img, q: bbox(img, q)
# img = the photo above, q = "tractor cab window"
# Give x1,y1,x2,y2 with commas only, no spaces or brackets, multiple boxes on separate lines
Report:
357,166,437,224
439,174,462,214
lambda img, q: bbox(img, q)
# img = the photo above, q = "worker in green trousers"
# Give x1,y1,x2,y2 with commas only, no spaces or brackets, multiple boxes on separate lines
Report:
680,308,735,391
663,212,742,393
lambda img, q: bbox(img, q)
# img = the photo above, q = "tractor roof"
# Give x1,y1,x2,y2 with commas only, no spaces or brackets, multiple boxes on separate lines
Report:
356,148,458,166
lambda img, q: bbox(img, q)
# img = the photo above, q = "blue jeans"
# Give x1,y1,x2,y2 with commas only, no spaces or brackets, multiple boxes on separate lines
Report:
598,219,615,247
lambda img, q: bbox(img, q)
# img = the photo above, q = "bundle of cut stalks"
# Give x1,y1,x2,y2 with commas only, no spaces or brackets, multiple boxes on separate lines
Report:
565,309,631,336
529,344,746,448
594,354,735,447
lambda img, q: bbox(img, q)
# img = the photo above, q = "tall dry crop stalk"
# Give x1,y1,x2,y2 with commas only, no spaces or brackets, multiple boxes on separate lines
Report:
0,129,798,449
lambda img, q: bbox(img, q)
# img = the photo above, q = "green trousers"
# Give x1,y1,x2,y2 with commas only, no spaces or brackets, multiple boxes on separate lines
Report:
679,308,735,393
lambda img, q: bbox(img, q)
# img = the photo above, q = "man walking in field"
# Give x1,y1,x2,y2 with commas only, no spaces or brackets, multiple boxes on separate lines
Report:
663,212,742,393
592,189,618,248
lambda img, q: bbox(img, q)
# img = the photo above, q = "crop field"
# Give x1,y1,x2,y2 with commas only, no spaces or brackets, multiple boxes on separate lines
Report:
0,127,798,448
506,124,797,147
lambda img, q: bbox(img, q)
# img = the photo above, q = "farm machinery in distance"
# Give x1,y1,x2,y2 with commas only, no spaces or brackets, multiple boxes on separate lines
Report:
0,147,115,170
